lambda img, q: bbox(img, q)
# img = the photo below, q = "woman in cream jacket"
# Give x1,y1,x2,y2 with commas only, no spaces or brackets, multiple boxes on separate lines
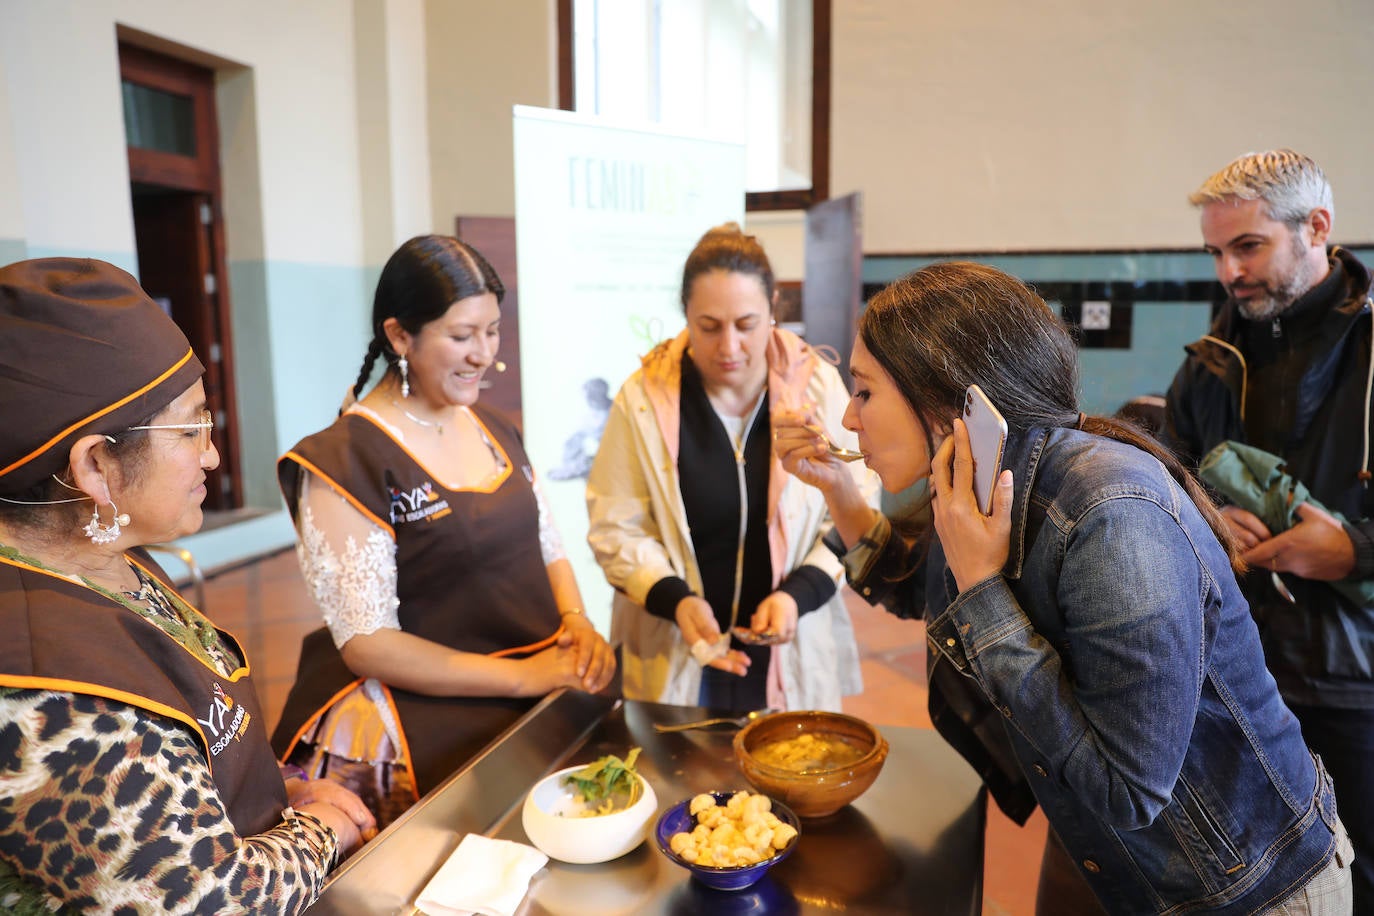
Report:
586,224,878,712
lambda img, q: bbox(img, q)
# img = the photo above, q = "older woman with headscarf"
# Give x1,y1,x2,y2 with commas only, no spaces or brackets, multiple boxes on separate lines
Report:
0,258,374,914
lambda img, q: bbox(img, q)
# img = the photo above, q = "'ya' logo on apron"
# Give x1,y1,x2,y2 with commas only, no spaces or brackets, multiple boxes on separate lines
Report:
388,479,453,525
201,682,252,757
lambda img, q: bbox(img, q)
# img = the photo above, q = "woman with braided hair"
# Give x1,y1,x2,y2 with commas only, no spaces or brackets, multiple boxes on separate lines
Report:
272,235,615,828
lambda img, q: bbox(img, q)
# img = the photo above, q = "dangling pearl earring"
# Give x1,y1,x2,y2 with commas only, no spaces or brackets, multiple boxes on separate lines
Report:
398,355,410,398
84,502,131,546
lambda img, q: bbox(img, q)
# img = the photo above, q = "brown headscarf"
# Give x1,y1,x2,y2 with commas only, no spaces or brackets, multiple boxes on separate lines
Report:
0,258,205,493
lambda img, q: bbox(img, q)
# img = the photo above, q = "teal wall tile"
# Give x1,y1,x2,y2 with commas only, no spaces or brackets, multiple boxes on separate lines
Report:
861,251,1225,416
228,258,375,512
260,259,374,470
1078,301,1213,415
20,245,138,276
0,238,25,265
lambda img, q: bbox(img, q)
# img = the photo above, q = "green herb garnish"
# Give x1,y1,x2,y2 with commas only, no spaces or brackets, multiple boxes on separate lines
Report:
562,747,643,816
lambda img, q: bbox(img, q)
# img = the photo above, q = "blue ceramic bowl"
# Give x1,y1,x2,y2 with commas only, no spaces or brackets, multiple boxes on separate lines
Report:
654,791,801,891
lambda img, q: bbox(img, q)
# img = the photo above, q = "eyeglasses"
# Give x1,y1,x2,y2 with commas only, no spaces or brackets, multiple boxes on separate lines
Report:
126,409,215,451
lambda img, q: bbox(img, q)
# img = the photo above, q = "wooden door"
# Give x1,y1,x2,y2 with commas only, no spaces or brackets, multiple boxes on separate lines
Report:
120,42,241,509
131,190,238,509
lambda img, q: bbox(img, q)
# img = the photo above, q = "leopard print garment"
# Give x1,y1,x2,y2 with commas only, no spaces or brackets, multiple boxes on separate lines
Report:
0,688,335,914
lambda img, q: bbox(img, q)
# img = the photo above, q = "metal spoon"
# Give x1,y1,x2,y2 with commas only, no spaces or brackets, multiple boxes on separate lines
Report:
807,426,864,462
653,708,780,733
1271,570,1297,604
825,440,865,462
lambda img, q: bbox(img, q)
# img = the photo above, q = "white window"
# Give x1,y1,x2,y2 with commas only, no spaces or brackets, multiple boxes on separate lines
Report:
568,0,818,203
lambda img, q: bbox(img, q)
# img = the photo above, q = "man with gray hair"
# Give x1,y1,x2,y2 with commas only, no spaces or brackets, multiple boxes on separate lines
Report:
1166,149,1370,911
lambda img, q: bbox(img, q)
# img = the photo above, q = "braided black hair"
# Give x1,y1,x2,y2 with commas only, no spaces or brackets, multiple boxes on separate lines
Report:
350,338,387,405
349,235,505,403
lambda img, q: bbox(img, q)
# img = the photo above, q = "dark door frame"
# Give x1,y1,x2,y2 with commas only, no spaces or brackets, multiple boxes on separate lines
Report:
119,42,243,509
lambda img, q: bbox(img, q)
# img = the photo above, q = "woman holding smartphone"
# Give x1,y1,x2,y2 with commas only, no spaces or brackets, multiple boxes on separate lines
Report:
774,261,1352,914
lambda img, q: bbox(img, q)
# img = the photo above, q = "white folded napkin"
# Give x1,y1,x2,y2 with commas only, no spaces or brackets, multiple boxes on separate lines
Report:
415,833,548,916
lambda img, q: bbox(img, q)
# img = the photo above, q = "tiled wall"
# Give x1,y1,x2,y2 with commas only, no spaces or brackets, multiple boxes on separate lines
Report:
863,248,1374,416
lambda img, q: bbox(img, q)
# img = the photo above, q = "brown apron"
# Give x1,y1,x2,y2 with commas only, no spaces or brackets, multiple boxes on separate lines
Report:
0,549,287,836
272,405,564,797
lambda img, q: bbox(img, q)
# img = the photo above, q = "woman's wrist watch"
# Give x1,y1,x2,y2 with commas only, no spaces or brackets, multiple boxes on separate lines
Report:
560,607,585,617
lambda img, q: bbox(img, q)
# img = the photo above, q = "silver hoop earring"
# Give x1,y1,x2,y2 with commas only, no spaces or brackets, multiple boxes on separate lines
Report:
398,355,410,398
83,502,131,546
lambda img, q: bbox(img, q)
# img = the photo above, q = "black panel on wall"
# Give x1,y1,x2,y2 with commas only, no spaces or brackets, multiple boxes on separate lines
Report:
860,278,1224,351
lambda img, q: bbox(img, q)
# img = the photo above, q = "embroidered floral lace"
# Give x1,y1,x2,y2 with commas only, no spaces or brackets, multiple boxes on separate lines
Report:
294,432,566,650
297,474,401,648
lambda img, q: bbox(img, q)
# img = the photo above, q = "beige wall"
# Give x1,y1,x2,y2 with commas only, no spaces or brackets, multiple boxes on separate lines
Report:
745,210,807,280
383,0,435,248
0,0,436,549
425,0,558,229
354,0,436,263
0,49,24,245
833,0,1374,253
0,0,434,266
1,2,139,259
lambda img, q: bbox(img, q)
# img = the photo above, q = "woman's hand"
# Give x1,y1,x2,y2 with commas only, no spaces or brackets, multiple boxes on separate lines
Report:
749,591,798,643
556,614,618,693
297,800,367,857
514,643,590,695
772,406,855,494
675,595,750,676
287,777,378,842
931,418,1014,592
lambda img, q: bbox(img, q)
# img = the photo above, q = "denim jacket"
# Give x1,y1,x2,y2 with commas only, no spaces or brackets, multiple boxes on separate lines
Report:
843,427,1339,914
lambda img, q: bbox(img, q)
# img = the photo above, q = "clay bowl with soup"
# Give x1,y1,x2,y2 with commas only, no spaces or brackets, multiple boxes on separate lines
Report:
732,710,889,819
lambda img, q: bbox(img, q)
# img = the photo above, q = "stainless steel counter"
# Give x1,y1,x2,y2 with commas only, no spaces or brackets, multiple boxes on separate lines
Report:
309,690,986,915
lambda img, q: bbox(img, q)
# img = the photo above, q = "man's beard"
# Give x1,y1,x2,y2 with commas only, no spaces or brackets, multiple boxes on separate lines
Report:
1229,241,1323,322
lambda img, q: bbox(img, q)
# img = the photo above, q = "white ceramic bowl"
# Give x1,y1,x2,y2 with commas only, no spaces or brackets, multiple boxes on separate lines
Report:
521,764,658,864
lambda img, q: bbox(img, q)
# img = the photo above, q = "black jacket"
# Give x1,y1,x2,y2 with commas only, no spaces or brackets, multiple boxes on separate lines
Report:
1165,246,1374,708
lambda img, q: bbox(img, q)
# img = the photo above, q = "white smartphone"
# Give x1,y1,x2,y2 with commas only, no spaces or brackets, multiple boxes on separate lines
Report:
963,384,1008,516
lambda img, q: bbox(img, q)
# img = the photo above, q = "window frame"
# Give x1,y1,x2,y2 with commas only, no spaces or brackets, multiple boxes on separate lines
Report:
555,0,829,211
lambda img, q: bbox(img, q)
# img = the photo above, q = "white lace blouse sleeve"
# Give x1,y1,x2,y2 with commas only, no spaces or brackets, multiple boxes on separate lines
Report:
294,468,402,648
532,474,566,565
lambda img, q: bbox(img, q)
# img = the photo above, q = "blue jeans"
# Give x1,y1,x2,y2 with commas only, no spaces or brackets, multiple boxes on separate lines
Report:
1289,704,1374,916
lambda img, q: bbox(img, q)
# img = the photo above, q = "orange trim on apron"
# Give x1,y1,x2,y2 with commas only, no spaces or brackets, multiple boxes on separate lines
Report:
0,553,245,678
0,347,197,479
280,451,397,537
275,676,369,768
489,624,566,658
349,407,515,495
0,673,209,752
277,624,566,801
